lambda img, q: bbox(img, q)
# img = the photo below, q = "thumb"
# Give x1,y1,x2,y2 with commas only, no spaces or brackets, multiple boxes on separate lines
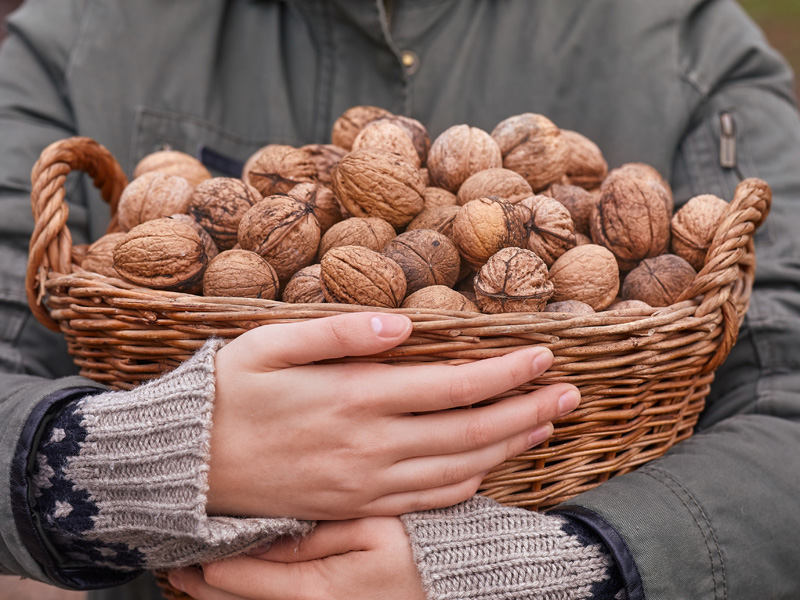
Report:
225,312,413,369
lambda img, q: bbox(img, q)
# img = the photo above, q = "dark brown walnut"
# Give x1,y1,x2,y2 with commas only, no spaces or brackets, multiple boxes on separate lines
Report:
300,143,348,186
427,125,503,193
491,113,569,192
352,120,421,168
611,163,674,213
287,182,343,234
516,195,577,267
621,254,697,307
117,172,194,232
202,249,279,299
113,218,209,293
187,177,261,250
331,105,393,150
456,168,533,206
382,229,461,295
561,130,608,189
168,214,219,260
407,205,460,239
320,245,407,308
81,233,127,278
282,264,326,304
590,170,672,271
452,197,526,269
544,300,596,315
237,195,321,282
133,150,212,188
548,244,620,310
474,247,554,313
670,194,728,271
373,115,431,165
606,299,652,311
423,187,458,209
244,144,316,196
331,149,425,228
547,183,598,236
402,285,480,313
318,216,397,258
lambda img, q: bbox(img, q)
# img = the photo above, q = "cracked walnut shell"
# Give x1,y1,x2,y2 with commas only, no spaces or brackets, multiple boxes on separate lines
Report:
427,125,503,193
202,249,279,299
452,197,526,270
548,244,620,311
621,254,697,307
382,229,461,295
670,194,728,271
474,247,554,313
320,245,407,308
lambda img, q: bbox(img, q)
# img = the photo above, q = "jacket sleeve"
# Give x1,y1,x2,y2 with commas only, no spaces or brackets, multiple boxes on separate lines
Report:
0,0,112,583
555,2,800,598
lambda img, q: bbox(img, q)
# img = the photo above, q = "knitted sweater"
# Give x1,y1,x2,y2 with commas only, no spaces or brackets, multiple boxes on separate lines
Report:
31,339,624,599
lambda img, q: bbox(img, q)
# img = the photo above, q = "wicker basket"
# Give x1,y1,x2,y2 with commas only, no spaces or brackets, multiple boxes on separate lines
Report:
26,137,770,599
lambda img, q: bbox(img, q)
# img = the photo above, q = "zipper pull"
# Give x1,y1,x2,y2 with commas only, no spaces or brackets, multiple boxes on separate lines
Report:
720,112,737,169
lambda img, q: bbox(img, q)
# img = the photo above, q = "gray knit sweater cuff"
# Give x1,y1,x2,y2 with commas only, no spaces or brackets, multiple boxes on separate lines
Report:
401,495,614,600
52,338,312,569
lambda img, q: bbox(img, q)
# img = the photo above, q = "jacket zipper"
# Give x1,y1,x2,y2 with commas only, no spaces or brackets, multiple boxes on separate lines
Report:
719,112,737,169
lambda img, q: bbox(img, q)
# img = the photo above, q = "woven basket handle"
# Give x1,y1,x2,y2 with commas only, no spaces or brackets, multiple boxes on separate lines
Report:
676,177,772,372
26,136,129,331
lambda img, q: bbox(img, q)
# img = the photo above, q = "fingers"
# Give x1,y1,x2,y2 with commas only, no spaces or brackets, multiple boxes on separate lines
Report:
224,312,413,369
198,556,330,600
170,567,243,600
256,520,371,563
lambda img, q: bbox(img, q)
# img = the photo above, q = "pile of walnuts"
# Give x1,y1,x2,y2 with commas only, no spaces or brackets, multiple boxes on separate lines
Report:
76,106,730,315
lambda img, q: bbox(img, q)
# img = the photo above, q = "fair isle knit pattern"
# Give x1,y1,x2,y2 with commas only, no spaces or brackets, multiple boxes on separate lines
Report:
402,495,618,600
32,338,312,570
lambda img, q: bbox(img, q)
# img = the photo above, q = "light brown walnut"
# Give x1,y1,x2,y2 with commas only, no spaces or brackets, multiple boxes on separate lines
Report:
187,177,261,250
452,197,526,270
202,249,279,299
456,168,533,206
516,195,577,267
561,130,608,190
373,115,431,165
548,244,620,310
81,233,127,278
621,254,697,307
331,105,393,150
133,150,212,188
406,205,461,239
167,214,219,260
402,285,480,313
244,144,316,196
300,143,348,186
320,245,407,308
544,300,596,315
547,183,598,236
610,163,674,213
288,182,344,234
474,247,554,313
318,216,397,259
117,172,194,232
427,125,502,193
670,194,728,271
423,187,458,210
382,229,461,295
352,120,421,167
282,264,326,304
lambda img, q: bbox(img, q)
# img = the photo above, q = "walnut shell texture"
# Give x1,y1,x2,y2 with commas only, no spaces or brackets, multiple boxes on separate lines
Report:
167,214,219,260
188,177,261,250
202,249,279,299
318,216,397,258
382,229,461,295
670,194,728,271
406,205,460,239
331,105,393,150
133,150,212,188
517,195,577,267
612,163,674,214
491,113,568,192
373,115,431,165
288,182,344,234
544,300,596,314
547,183,597,236
402,285,480,313
427,125,503,193
237,195,321,282
621,254,697,307
81,232,127,278
474,247,554,313
423,187,458,210
456,168,533,206
548,244,620,310
352,120,421,168
452,197,527,270
245,144,316,196
117,172,194,232
331,149,425,228
321,245,407,308
282,264,326,304
113,218,208,292
561,130,608,189
300,143,348,186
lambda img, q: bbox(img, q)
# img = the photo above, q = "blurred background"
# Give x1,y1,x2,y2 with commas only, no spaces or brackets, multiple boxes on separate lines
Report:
0,0,797,599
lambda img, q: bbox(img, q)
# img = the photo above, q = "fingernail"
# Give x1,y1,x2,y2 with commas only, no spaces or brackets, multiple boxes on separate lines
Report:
528,423,554,446
246,541,272,557
532,347,554,373
558,389,581,416
371,314,409,338
168,572,185,593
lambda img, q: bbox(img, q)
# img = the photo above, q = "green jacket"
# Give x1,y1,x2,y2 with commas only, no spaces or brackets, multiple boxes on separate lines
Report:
1,1,799,598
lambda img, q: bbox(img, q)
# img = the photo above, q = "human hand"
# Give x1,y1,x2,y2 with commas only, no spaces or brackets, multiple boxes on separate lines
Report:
168,517,425,600
208,312,580,519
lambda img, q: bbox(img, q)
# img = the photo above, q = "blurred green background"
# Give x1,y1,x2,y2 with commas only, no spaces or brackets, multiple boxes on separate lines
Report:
740,0,800,97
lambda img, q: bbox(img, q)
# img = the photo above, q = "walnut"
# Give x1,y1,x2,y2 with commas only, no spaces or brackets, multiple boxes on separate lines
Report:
282,264,326,304
81,233,127,278
117,172,194,232
474,247,554,313
287,182,343,234
352,120,420,167
544,300,596,314
423,187,458,210
300,143,348,186
548,244,620,310
331,149,425,228
237,195,321,282
547,183,597,236
420,168,431,187
452,197,526,269
516,195,577,267
331,105,393,150
244,144,316,196
606,299,652,312
382,229,461,295
402,285,480,313
373,115,431,165
318,216,396,258
456,168,533,206
491,113,568,192
187,177,261,250
71,243,89,267
113,217,209,293
575,233,593,246
621,254,697,307
406,205,460,239
133,150,212,187
167,214,219,260
611,163,674,213
427,125,502,192
561,130,608,189
589,170,672,271
320,245,407,308
670,194,728,271
202,249,279,299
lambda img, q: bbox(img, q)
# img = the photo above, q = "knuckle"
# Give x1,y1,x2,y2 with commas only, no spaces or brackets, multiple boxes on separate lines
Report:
325,316,353,347
448,374,480,407
464,415,495,450
441,458,471,486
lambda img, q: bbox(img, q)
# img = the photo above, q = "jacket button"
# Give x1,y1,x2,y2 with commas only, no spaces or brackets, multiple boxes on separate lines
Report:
400,50,420,75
